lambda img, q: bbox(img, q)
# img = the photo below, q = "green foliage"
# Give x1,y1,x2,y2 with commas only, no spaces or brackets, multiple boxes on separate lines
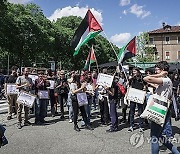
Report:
0,1,119,71
136,32,154,62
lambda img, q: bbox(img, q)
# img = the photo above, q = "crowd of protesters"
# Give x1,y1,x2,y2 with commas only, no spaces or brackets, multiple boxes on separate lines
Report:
0,61,180,153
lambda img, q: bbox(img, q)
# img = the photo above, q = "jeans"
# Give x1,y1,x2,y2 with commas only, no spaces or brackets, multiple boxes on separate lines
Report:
35,99,48,122
67,93,73,120
49,89,55,115
99,96,110,124
109,99,118,130
161,119,173,138
72,100,88,126
151,111,180,154
84,96,92,124
129,101,143,128
92,90,98,109
58,94,68,116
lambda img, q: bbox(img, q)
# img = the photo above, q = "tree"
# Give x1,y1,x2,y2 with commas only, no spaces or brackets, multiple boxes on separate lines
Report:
0,2,119,71
136,32,154,62
53,16,119,70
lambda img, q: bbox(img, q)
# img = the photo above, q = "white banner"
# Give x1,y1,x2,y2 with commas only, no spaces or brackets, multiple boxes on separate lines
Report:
96,73,114,88
28,75,38,84
38,90,49,99
126,87,146,104
77,93,88,106
6,84,19,95
47,80,55,89
17,91,36,108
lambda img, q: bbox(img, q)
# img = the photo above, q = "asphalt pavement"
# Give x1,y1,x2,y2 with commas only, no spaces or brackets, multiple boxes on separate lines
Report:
0,107,180,154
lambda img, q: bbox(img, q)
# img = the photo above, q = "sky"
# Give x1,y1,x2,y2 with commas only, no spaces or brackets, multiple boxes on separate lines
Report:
8,0,180,47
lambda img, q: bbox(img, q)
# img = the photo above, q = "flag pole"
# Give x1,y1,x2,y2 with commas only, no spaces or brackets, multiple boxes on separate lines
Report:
92,45,100,74
102,31,128,81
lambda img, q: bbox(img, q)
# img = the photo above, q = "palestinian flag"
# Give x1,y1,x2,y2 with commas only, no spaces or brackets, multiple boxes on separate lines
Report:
71,10,103,56
84,45,97,70
118,36,136,64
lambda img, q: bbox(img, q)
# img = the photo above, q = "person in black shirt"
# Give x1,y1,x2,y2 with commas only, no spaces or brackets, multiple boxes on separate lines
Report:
171,73,180,119
5,67,18,120
128,67,145,132
106,79,119,132
55,70,69,119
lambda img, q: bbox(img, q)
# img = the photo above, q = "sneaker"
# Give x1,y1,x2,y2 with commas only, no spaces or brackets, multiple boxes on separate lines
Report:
24,121,32,126
85,125,94,130
17,123,22,129
40,119,48,123
7,116,12,120
69,119,73,123
74,125,80,132
60,116,65,120
120,119,126,123
128,127,133,132
139,128,144,132
34,121,43,125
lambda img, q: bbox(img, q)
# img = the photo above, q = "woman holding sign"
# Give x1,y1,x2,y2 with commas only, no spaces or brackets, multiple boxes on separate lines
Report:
70,75,93,132
128,67,145,133
34,71,50,124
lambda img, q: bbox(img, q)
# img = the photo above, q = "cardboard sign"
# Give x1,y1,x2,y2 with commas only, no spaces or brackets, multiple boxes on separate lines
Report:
17,91,36,108
96,73,114,88
6,84,19,95
38,90,49,99
77,93,88,106
47,80,55,89
126,87,146,104
140,94,170,126
28,75,38,84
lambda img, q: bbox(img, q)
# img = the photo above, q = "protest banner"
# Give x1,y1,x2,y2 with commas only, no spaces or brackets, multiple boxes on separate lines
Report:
6,84,19,95
17,91,36,108
28,75,38,84
96,73,114,87
47,80,55,89
38,90,49,99
77,93,88,106
126,87,146,104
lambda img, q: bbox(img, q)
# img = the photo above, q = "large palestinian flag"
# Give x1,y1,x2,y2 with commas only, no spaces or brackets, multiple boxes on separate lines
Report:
84,45,97,70
71,10,103,56
118,36,136,64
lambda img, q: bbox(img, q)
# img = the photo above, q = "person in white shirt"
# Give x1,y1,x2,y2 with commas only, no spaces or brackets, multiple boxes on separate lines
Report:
143,61,179,154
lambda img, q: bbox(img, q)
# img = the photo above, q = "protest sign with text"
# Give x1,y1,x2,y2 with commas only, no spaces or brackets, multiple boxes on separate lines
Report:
47,80,55,89
96,73,114,87
126,87,146,104
6,84,19,95
17,91,36,108
77,93,88,106
38,90,49,99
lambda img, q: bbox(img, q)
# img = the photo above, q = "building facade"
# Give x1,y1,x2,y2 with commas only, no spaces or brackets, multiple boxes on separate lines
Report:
148,24,180,62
